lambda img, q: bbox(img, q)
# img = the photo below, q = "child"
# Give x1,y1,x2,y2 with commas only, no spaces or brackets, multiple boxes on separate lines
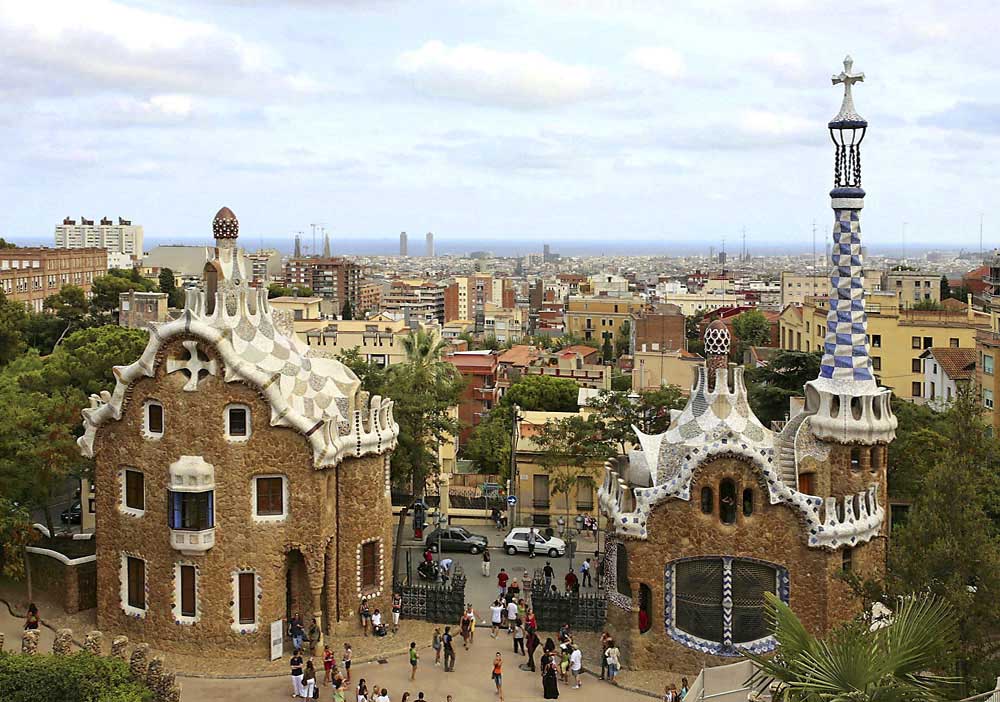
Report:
409,641,419,681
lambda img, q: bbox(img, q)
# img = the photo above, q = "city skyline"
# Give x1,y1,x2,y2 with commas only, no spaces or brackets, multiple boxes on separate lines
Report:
1,1,997,248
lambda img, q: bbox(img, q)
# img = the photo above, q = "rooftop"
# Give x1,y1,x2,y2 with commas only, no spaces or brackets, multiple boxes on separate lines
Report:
920,347,977,381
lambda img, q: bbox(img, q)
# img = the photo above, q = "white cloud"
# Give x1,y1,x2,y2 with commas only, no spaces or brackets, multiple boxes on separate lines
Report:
0,0,320,99
738,110,813,140
625,46,684,79
396,41,599,108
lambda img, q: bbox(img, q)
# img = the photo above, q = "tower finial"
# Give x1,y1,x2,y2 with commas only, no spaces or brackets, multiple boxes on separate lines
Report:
212,207,238,244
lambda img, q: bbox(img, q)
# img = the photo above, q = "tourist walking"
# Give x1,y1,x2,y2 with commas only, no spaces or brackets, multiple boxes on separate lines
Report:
581,559,592,588
680,677,690,699
461,606,474,649
527,528,537,558
432,628,442,665
290,649,305,698
506,599,518,633
570,645,583,688
308,618,321,655
490,600,504,638
482,547,491,577
466,603,477,643
542,648,560,699
443,625,456,672
290,613,306,651
565,569,578,593
599,632,611,679
24,603,39,630
303,660,317,699
543,562,554,589
392,592,402,633
526,626,540,671
344,643,353,683
492,652,505,702
409,641,419,681
323,644,336,685
497,568,509,596
513,619,525,655
356,679,368,702
605,640,621,683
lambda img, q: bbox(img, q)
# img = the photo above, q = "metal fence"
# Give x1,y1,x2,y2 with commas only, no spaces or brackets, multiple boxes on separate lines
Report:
530,569,607,632
397,566,466,623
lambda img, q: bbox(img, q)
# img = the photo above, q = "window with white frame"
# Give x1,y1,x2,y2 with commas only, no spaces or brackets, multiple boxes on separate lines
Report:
985,355,994,375
252,475,288,522
174,563,199,623
144,400,164,438
225,404,251,441
120,468,145,516
231,570,258,632
120,554,147,617
985,388,994,410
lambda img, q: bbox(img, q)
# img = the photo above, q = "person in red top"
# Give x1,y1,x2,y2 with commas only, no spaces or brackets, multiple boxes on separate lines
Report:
497,568,509,596
638,607,650,633
564,569,578,593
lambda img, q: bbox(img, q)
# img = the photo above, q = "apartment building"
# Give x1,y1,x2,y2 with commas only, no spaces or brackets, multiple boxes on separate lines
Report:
245,249,282,286
118,290,169,329
482,303,524,344
564,295,646,343
631,305,686,353
283,257,361,309
882,270,940,307
358,282,383,317
55,216,143,269
779,291,988,400
632,348,703,392
0,247,107,312
445,350,499,445
919,347,975,411
382,279,446,325
303,313,438,368
975,251,1000,434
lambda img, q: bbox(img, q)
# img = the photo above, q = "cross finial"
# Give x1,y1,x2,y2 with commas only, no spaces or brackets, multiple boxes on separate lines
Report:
831,54,865,123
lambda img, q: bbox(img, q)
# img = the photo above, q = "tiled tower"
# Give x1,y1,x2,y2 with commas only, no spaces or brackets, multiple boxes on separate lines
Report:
805,57,896,444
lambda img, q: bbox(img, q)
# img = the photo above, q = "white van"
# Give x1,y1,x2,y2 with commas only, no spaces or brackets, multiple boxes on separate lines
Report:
502,527,566,557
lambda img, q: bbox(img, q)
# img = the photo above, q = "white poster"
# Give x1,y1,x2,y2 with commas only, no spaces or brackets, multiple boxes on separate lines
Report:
270,619,284,661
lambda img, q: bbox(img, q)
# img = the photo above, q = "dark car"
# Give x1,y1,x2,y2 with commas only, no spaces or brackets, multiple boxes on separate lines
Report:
60,501,82,525
425,526,488,554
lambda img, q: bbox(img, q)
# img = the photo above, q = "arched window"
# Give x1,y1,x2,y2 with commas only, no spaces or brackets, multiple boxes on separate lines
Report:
850,397,863,420
830,395,840,418
850,448,861,471
616,545,632,597
638,583,652,633
742,488,754,517
700,486,713,514
870,446,882,473
719,479,737,525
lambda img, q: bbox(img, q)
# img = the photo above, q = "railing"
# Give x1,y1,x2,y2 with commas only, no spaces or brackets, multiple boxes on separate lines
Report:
533,499,550,509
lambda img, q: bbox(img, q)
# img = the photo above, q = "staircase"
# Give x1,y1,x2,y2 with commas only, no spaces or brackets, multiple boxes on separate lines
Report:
774,411,809,489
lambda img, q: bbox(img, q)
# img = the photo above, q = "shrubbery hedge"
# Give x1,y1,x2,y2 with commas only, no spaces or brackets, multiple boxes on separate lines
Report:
0,651,153,702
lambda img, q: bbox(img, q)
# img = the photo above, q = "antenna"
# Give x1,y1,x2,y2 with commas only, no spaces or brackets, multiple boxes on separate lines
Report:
812,220,817,303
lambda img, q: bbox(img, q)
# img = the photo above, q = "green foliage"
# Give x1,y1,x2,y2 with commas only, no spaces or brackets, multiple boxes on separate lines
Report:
0,292,28,366
911,299,943,311
341,300,354,320
0,238,17,249
601,333,613,362
611,371,632,392
20,313,66,355
44,285,88,325
685,311,705,341
744,592,960,702
0,651,154,702
267,283,313,299
533,415,615,517
90,271,154,312
336,347,387,395
744,351,821,426
615,319,631,358
23,326,149,398
502,374,579,412
157,268,184,308
586,387,684,453
0,498,36,580
462,405,513,478
939,275,950,301
731,309,772,360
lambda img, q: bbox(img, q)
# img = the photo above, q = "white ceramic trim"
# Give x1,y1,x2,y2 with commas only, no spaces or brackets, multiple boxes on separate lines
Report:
251,474,289,523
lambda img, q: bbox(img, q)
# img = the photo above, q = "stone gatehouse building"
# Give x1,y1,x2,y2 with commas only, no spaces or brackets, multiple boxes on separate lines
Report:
79,207,398,656
598,57,897,673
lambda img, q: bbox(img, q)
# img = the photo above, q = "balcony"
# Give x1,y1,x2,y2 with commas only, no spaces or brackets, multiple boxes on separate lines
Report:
170,528,215,556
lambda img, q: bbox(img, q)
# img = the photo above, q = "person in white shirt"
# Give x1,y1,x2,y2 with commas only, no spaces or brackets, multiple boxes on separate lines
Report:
604,641,621,682
440,557,454,575
570,646,583,688
490,600,504,638
371,609,383,636
506,600,518,633
580,558,592,588
375,688,390,702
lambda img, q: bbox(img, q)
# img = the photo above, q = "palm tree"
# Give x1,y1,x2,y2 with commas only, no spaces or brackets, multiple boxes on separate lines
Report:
400,329,452,377
744,592,961,702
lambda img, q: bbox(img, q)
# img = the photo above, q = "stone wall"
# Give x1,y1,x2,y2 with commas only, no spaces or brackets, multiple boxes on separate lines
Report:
608,455,885,676
92,335,395,656
25,551,97,615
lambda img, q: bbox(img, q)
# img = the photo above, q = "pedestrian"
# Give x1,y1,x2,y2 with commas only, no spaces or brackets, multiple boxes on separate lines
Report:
372,608,385,637
542,648,560,699
440,556,454,581
376,688,390,702
290,613,306,651
333,675,346,702
599,632,610,680
492,651,505,702
343,643,353,683
432,627,442,665
443,625,456,672
360,599,371,636
506,598,518,633
490,600,504,638
663,684,677,702
543,561,554,589
356,679,368,702
559,644,571,683
482,547,492,577
564,569,578,593
461,606,474,649
290,649,305,698
497,568,509,596
526,608,537,632
680,677,690,700
402,693,410,702
513,619,525,655
392,592,402,633
466,603,477,643
581,559,592,588
409,641,419,681
605,640,621,683
323,644,336,685
508,579,521,602
526,626,540,671
527,528,536,558
570,645,583,689
24,603,39,630
308,617,321,655
303,660,317,699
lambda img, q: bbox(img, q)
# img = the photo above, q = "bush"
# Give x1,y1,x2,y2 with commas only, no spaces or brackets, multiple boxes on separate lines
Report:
0,652,153,702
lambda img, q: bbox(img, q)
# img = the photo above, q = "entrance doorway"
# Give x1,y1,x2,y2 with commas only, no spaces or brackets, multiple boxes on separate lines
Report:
285,549,312,625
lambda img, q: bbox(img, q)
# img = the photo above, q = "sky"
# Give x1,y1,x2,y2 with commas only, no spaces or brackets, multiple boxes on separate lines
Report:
0,0,998,251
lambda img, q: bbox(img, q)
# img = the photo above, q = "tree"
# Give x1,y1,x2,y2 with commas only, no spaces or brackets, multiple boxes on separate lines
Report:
341,300,354,320
611,371,632,392
601,332,613,363
0,292,27,366
534,415,615,522
731,309,772,360
744,592,960,702
502,374,579,412
615,319,632,358
336,347,388,395
90,272,154,312
267,283,313,299
0,497,37,586
0,237,17,248
158,268,184,308
744,351,821,426
939,274,950,301
587,387,685,453
463,405,514,478
20,313,66,356
44,285,88,325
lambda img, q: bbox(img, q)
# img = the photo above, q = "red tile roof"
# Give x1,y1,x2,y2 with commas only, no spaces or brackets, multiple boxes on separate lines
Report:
921,347,977,381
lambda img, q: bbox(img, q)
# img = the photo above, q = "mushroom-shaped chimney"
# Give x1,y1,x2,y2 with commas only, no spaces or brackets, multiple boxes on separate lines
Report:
212,206,239,242
703,318,730,389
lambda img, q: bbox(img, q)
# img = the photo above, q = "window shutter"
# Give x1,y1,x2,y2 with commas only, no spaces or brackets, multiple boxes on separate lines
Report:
127,557,145,609
361,542,378,589
180,565,196,617
238,572,255,624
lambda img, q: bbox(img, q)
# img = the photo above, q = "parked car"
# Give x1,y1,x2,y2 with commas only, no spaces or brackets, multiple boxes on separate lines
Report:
425,526,489,554
60,501,82,525
503,527,565,557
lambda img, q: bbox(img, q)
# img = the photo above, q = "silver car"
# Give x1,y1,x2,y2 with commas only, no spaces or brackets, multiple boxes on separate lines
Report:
502,528,565,557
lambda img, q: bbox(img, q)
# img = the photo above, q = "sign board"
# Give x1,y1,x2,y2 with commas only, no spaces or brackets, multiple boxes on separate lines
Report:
270,619,284,661
507,495,518,506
